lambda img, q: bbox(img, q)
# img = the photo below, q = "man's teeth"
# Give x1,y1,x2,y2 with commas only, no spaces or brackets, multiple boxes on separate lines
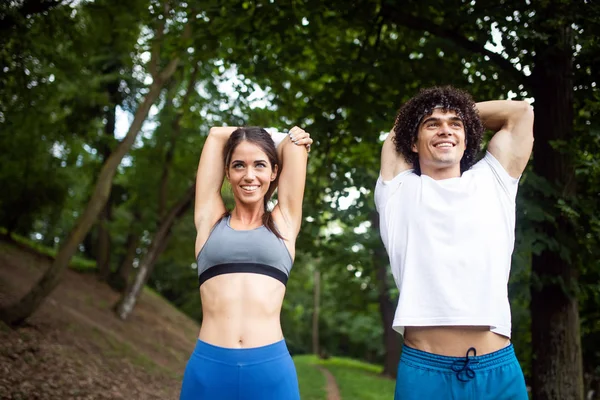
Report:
435,143,453,148
241,185,259,191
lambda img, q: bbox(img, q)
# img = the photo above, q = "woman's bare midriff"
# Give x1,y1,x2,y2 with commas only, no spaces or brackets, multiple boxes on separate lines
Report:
198,273,286,348
404,326,511,356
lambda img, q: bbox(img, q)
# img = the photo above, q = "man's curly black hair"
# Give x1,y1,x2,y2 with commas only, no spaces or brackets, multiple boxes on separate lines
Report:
393,86,484,175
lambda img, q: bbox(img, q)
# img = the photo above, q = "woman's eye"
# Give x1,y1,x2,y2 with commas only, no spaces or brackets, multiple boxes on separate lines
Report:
233,164,244,169
256,163,267,168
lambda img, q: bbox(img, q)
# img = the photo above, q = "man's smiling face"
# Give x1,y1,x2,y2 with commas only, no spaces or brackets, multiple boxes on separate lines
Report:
412,109,467,178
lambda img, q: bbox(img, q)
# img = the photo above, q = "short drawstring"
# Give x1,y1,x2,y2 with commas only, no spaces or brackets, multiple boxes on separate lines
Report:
451,347,478,382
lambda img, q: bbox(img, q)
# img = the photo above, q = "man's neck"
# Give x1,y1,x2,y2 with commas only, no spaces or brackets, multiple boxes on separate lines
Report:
420,165,461,180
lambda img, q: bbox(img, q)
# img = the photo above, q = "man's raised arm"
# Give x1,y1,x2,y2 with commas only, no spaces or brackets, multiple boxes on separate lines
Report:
380,128,412,181
478,101,534,178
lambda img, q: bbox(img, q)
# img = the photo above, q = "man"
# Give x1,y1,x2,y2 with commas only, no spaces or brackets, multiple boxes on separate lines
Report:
375,86,534,399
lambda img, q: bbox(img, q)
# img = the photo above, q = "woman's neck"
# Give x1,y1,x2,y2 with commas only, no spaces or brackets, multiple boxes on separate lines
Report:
230,205,265,228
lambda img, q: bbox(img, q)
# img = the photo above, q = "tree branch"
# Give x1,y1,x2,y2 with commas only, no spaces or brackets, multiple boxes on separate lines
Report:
149,1,170,79
158,57,179,83
178,63,200,112
360,17,385,87
158,64,199,218
157,20,193,83
381,5,530,87
0,0,64,33
344,8,384,88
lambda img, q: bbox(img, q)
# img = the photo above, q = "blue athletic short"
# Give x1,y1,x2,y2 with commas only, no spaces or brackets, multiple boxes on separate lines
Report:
179,339,300,400
395,344,528,400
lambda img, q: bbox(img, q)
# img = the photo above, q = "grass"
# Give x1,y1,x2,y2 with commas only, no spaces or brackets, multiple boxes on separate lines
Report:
294,355,327,400
317,356,396,400
0,235,183,314
88,326,182,380
0,321,11,333
295,354,396,400
0,229,96,272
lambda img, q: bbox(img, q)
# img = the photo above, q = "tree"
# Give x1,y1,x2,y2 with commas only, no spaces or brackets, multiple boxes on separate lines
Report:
113,62,200,318
312,267,321,356
115,184,195,320
0,0,66,35
77,0,146,281
0,0,189,326
0,2,89,237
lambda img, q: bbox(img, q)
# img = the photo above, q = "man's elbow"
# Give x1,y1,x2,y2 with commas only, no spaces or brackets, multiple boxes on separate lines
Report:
517,101,534,121
515,101,534,137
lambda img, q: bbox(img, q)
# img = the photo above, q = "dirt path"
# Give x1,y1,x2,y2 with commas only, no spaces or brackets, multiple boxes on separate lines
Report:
316,365,341,400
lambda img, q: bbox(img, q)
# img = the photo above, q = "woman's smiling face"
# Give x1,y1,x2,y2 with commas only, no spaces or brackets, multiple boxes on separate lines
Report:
226,140,278,205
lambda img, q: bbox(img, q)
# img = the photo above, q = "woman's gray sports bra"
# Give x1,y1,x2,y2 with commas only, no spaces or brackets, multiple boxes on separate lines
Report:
196,215,293,286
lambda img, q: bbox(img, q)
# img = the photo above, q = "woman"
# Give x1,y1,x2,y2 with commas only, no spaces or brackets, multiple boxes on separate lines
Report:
179,126,312,400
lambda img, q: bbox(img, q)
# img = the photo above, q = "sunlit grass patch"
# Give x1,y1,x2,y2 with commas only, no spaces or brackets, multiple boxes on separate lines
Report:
0,228,96,272
294,354,395,400
88,326,181,379
316,356,395,400
293,355,327,400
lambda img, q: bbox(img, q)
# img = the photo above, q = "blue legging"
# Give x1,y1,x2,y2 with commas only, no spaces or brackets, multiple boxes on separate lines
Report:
395,344,528,400
179,339,300,400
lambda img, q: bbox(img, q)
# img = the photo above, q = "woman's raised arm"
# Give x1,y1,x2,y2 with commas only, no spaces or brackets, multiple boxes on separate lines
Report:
272,126,311,239
194,127,237,233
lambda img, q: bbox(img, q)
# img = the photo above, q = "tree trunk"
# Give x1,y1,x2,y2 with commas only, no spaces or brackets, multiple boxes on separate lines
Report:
0,57,180,326
114,231,170,320
109,231,140,292
375,244,400,378
370,211,400,378
158,66,198,218
81,229,96,260
115,64,198,314
530,23,584,400
158,119,180,219
96,202,112,281
97,80,119,281
115,184,195,320
312,268,320,356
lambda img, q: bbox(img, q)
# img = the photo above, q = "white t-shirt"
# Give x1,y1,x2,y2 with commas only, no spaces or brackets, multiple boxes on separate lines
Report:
374,152,519,338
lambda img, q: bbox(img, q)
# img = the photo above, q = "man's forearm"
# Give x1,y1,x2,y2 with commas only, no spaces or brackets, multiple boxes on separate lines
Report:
476,100,531,132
